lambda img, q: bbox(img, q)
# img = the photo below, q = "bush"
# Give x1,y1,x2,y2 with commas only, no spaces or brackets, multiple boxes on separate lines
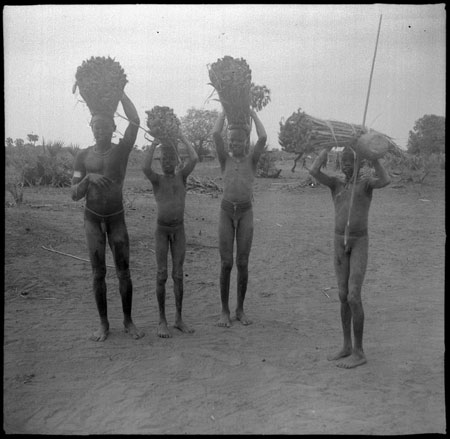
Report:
256,148,282,178
5,141,75,192
383,151,443,183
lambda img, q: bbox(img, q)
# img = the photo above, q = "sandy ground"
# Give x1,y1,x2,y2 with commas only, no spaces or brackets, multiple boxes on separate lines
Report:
3,160,446,434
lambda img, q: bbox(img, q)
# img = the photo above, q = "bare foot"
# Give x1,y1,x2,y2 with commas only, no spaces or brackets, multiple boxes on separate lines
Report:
174,320,194,334
217,311,232,328
327,347,352,361
124,322,145,340
336,352,367,369
157,322,172,338
90,324,109,342
236,310,252,326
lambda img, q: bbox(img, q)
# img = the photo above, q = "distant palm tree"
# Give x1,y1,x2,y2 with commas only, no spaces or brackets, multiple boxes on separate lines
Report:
27,133,39,146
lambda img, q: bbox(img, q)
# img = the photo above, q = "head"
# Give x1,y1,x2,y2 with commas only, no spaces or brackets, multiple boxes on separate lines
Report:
160,145,177,174
341,147,357,180
228,127,249,157
90,114,116,145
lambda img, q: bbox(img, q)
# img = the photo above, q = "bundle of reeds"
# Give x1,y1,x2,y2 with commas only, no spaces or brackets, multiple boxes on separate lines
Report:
208,56,252,129
73,56,127,117
279,108,400,158
145,106,181,147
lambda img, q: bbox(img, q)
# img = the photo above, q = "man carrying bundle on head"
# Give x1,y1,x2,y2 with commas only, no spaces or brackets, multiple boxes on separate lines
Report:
71,56,143,342
142,106,198,338
208,56,267,327
309,142,390,368
212,109,267,327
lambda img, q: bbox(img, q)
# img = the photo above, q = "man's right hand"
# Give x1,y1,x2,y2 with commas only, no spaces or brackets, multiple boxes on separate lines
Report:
88,173,113,189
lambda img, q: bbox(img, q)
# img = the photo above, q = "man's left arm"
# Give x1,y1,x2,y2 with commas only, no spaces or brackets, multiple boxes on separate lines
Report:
250,110,267,166
179,133,199,179
368,158,391,189
120,92,140,150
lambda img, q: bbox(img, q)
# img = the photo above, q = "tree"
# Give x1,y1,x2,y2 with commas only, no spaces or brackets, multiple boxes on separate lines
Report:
407,114,445,155
250,83,271,112
180,108,219,161
14,138,25,148
5,137,14,148
27,133,39,146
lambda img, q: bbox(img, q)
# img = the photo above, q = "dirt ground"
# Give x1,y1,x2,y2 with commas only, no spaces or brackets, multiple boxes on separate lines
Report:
3,158,446,434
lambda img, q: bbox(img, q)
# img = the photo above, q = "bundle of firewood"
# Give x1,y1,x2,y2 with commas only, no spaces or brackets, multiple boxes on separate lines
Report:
279,108,401,159
145,106,181,148
208,56,252,129
73,56,127,117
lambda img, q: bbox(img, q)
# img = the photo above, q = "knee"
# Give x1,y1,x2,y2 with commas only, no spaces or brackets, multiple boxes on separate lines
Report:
347,287,362,306
338,290,348,303
157,269,168,284
221,259,233,272
236,255,249,270
116,268,131,282
92,265,107,281
172,268,183,282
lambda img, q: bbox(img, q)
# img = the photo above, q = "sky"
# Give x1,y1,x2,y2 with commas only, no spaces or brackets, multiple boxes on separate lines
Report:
3,4,446,150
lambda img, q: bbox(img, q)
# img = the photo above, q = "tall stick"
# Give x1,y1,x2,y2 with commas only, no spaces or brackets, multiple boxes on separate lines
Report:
344,14,382,249
362,14,383,129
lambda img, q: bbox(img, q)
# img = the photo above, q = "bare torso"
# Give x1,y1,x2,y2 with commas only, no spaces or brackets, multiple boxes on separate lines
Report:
80,141,131,215
151,172,187,224
331,178,373,234
222,155,255,203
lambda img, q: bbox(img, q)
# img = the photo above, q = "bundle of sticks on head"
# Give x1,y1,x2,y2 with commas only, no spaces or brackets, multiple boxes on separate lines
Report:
73,56,127,122
208,55,253,134
145,105,182,153
278,108,403,162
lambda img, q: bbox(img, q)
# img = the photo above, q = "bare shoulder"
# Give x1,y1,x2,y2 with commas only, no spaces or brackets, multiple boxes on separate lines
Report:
77,146,93,161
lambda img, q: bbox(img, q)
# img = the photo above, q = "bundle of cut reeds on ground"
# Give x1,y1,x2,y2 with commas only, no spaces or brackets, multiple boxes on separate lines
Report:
73,56,127,117
187,176,222,195
145,106,181,147
279,108,400,157
208,56,252,129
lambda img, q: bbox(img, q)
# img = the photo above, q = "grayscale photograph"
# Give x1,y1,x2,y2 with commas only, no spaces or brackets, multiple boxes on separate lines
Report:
3,4,445,435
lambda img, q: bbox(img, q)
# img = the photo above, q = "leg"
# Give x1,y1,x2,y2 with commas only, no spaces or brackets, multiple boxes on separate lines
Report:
155,227,171,338
336,236,368,369
218,208,234,327
84,216,109,342
108,217,144,340
170,226,194,334
327,234,352,360
235,208,254,325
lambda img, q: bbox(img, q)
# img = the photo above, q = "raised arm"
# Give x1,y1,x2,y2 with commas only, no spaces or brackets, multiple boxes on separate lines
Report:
120,91,140,148
179,132,198,179
368,158,391,189
309,148,336,189
250,109,267,165
142,140,160,184
212,111,228,168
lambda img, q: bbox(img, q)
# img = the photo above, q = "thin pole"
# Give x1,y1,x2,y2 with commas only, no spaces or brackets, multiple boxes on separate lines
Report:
344,14,382,250
362,14,383,129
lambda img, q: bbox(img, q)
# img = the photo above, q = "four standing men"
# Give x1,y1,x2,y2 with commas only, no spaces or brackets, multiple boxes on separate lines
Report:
71,83,390,370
